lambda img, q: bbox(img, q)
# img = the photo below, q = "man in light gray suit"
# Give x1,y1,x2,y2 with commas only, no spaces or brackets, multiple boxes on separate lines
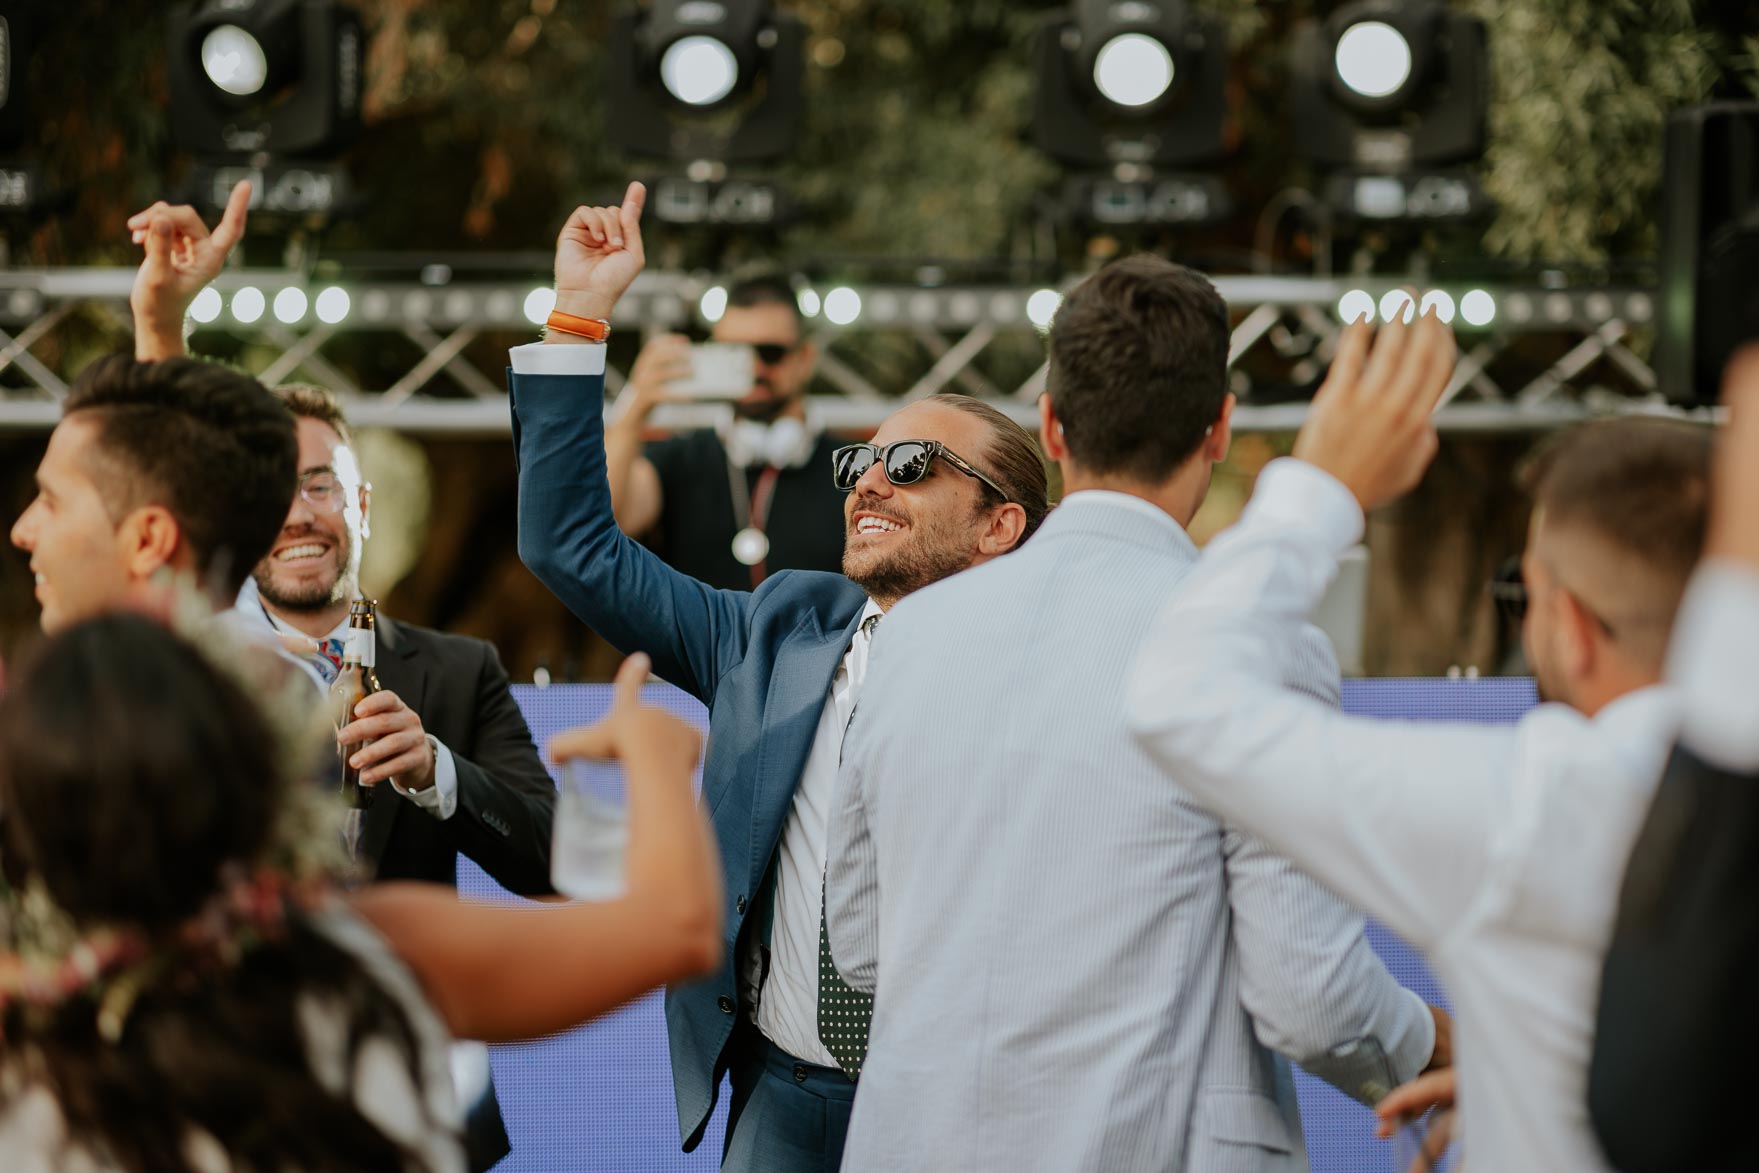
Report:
826,256,1448,1171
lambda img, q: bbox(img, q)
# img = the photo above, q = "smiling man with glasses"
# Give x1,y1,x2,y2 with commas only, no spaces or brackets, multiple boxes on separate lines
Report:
508,182,1048,1173
605,268,851,591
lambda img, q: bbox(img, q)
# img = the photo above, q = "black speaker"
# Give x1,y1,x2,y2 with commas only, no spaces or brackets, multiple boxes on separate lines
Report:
1656,103,1759,406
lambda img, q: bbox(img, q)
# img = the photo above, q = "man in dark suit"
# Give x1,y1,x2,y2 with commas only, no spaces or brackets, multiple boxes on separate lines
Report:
510,183,1050,1172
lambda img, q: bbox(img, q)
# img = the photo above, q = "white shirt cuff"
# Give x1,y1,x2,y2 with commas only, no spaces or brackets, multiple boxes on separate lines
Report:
508,340,607,377
391,735,459,820
1247,458,1367,555
1668,560,1759,771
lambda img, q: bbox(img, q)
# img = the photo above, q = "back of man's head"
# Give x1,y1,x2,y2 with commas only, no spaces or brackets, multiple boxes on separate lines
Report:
1519,417,1713,673
64,355,298,596
1046,255,1230,483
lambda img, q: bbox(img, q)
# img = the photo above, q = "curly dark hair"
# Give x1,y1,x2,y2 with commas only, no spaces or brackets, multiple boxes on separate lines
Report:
0,615,442,1172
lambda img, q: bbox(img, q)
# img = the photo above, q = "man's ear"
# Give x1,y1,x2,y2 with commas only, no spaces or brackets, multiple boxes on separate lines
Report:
1039,394,1068,463
118,504,183,582
1205,393,1236,463
979,502,1028,556
1555,588,1600,681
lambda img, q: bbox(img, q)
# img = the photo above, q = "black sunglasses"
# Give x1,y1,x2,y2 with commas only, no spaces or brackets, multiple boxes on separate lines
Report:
1489,557,1528,624
751,342,796,366
832,440,1012,502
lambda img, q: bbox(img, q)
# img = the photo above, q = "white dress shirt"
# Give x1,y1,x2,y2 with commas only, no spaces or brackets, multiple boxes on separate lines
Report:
234,579,459,819
754,597,884,1067
1126,458,1680,1173
1668,560,1759,771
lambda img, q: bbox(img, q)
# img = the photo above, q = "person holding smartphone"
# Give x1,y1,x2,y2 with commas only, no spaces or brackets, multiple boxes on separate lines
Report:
605,270,847,590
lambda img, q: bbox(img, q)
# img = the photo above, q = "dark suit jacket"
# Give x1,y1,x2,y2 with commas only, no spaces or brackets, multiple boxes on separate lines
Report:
359,615,556,898
510,366,868,1152
1590,744,1759,1172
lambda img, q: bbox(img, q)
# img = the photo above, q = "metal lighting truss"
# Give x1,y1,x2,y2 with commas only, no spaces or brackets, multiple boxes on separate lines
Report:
0,267,1696,434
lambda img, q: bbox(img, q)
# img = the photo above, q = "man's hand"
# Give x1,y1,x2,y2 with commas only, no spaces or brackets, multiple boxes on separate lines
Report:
1374,1068,1457,1171
340,689,436,791
1708,344,1759,571
1292,304,1457,512
549,181,647,329
548,654,701,778
126,180,251,362
1422,1002,1453,1072
615,333,691,423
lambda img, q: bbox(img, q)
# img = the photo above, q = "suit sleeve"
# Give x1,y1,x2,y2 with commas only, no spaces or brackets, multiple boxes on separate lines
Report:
440,639,559,898
1589,563,1759,1171
1221,624,1435,1102
508,346,755,705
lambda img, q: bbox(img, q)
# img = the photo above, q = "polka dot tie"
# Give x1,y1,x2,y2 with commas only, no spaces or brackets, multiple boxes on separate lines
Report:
818,887,873,1080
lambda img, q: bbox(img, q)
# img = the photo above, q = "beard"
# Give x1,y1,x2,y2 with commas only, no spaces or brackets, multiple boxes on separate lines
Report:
253,532,357,614
840,494,982,608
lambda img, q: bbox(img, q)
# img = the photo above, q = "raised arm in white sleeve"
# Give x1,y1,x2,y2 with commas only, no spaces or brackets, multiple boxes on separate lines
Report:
1126,457,1519,950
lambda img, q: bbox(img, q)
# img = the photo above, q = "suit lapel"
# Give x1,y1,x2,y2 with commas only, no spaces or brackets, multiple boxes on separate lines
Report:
360,616,424,871
743,606,867,894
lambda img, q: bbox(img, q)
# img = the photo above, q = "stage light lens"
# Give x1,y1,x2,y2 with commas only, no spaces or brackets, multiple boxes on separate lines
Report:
523,287,556,325
797,288,821,318
1027,289,1063,329
188,287,223,325
1092,33,1176,109
1334,21,1411,100
315,286,351,324
824,286,862,325
1337,289,1376,324
700,286,728,323
1420,290,1457,324
231,286,265,324
1379,289,1416,324
1460,289,1497,326
201,25,269,98
273,288,308,324
660,36,740,107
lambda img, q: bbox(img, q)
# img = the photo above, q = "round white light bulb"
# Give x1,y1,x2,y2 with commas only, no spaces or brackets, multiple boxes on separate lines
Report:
1027,289,1063,329
231,286,265,324
824,286,862,326
273,287,308,325
315,286,351,325
797,288,821,318
1419,290,1457,324
1092,33,1176,109
523,287,556,326
1379,289,1416,324
1460,289,1497,327
1336,289,1376,325
699,286,728,324
188,287,223,325
1335,21,1412,100
660,36,740,107
201,25,269,98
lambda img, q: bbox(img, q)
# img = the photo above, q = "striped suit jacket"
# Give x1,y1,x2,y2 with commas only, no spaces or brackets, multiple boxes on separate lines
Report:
826,492,1434,1172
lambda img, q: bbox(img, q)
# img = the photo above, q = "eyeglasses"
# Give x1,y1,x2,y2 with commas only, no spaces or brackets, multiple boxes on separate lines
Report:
831,440,1012,502
751,342,796,366
1489,556,1616,637
298,472,349,515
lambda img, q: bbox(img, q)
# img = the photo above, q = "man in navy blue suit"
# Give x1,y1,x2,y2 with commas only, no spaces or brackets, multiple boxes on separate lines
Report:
508,183,1051,1172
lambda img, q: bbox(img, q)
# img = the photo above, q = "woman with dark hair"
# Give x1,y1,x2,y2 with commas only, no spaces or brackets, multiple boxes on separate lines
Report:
0,614,719,1171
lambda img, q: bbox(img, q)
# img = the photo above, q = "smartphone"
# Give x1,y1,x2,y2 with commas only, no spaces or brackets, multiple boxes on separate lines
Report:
671,343,755,400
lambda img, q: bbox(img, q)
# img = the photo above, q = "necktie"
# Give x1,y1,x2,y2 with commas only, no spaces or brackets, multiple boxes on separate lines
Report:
312,636,346,686
817,610,882,1079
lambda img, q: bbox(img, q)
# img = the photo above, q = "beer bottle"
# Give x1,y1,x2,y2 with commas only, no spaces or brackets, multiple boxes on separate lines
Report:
331,598,381,808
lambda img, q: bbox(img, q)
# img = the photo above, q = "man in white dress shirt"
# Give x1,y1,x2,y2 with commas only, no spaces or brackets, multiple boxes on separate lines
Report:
1127,308,1713,1172
827,256,1446,1172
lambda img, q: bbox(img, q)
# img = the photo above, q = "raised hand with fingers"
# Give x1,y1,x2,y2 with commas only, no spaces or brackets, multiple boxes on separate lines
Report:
1374,1068,1458,1172
1292,302,1458,512
127,179,252,362
548,653,701,782
549,181,648,331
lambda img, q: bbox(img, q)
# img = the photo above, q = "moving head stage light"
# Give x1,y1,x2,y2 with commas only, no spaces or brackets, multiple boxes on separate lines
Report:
168,0,363,159
607,0,805,164
1032,0,1229,170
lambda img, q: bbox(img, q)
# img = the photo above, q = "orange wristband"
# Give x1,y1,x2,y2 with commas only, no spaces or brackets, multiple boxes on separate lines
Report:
545,310,612,341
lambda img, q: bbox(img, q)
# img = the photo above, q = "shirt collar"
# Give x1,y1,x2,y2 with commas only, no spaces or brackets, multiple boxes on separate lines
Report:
1054,490,1197,551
